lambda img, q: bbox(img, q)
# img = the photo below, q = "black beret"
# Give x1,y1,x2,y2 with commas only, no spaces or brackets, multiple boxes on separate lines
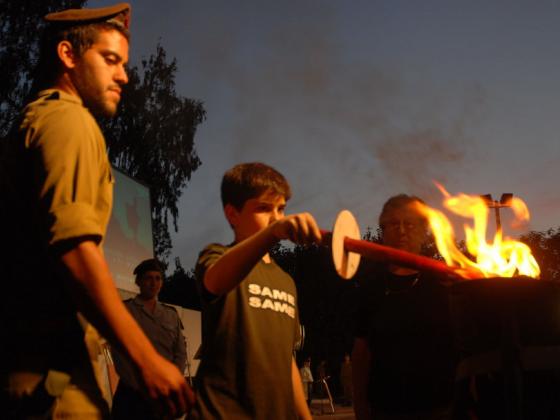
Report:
44,3,131,30
133,259,163,277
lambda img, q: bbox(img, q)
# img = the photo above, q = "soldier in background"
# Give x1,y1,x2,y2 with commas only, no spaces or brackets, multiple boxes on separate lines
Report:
112,259,187,420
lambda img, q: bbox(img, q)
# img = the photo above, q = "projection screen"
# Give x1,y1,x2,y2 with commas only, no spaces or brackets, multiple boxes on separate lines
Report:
104,167,154,292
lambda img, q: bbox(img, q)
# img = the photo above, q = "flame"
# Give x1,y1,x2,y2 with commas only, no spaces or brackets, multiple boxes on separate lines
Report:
415,184,540,279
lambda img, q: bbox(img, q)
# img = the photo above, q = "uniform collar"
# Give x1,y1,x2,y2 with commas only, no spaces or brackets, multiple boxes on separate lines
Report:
132,295,162,315
37,88,84,107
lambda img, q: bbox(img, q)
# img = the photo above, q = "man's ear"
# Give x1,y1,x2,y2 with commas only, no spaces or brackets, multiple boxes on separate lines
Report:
57,40,78,70
224,203,239,228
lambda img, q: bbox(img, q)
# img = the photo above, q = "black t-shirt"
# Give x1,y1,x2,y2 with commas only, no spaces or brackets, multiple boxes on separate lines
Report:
191,243,300,419
354,262,457,413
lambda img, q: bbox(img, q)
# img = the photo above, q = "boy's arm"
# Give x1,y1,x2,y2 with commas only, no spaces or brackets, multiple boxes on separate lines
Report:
292,357,312,420
204,213,321,295
59,240,194,418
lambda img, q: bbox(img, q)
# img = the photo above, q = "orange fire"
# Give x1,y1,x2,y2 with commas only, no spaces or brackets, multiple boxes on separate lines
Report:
415,184,540,279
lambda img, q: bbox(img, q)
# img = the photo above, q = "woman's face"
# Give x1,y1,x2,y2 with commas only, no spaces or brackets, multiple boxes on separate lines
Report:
380,203,427,255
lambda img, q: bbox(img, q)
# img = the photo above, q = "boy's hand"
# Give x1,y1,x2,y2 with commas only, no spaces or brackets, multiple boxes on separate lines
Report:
140,353,195,418
270,212,322,245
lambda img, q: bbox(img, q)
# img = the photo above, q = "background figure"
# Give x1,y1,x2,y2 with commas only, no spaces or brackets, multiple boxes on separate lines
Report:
0,4,192,419
352,194,456,420
300,357,314,407
112,259,187,420
340,353,353,407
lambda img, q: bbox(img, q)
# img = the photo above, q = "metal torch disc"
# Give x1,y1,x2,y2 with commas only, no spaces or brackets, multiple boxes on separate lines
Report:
332,210,361,280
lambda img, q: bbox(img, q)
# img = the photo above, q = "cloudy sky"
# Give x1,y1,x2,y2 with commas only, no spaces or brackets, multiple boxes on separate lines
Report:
90,0,560,268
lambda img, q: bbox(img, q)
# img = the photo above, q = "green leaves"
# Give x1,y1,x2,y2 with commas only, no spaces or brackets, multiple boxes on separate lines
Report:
520,228,560,281
102,43,206,261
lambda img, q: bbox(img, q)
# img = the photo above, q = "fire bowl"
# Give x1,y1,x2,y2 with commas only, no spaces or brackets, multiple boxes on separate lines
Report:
450,277,560,378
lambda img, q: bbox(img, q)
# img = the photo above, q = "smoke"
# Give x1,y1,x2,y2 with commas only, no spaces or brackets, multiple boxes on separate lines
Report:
130,0,493,262
373,129,464,199
179,8,486,195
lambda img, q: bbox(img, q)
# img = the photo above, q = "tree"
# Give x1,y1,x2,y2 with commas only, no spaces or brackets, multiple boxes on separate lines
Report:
102,44,206,261
520,228,560,281
159,258,201,310
0,0,86,137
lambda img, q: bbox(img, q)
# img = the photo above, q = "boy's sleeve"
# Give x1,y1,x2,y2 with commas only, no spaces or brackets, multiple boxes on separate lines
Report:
194,243,228,304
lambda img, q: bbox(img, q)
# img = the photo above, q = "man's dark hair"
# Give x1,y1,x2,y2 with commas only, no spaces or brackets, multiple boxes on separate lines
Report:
34,21,130,91
133,258,163,280
378,194,426,229
221,162,291,210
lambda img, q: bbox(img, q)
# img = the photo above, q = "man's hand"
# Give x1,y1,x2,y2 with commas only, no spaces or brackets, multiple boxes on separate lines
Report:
58,241,195,417
269,212,322,245
140,353,195,418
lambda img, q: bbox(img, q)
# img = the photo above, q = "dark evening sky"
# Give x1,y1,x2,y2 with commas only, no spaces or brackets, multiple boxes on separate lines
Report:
90,0,560,268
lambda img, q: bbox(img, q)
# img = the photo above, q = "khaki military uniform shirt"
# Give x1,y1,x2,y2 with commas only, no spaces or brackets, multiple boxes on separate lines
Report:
21,89,114,245
2,88,113,372
112,297,187,389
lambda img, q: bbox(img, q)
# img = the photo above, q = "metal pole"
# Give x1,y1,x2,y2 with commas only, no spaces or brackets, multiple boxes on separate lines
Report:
495,204,502,232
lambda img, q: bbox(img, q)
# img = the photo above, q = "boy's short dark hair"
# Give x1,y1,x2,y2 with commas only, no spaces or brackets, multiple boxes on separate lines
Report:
221,162,291,210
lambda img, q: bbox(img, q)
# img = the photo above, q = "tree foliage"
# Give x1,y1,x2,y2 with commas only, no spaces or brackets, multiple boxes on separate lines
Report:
520,228,560,281
101,44,206,261
159,258,201,310
0,0,86,137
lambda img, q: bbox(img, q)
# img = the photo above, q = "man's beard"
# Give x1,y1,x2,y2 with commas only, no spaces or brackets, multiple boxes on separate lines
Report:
82,90,118,118
75,75,119,118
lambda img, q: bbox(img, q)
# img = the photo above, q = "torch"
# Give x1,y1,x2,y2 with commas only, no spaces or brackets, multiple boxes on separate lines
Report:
321,210,481,280
321,208,559,420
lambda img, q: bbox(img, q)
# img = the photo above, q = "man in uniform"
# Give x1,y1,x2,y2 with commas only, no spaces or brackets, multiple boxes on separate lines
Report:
0,4,193,419
112,259,187,420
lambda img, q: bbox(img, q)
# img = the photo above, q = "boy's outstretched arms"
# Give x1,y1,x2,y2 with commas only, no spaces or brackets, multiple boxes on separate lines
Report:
204,213,322,296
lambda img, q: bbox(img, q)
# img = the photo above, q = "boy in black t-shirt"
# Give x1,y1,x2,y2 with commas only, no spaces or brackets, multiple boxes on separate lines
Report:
191,162,321,419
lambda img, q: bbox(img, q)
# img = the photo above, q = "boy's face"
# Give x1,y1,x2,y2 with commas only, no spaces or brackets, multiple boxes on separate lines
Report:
226,192,287,242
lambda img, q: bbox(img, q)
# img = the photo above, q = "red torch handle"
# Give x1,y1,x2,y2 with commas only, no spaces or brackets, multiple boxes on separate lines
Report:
320,228,481,280
343,237,461,278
